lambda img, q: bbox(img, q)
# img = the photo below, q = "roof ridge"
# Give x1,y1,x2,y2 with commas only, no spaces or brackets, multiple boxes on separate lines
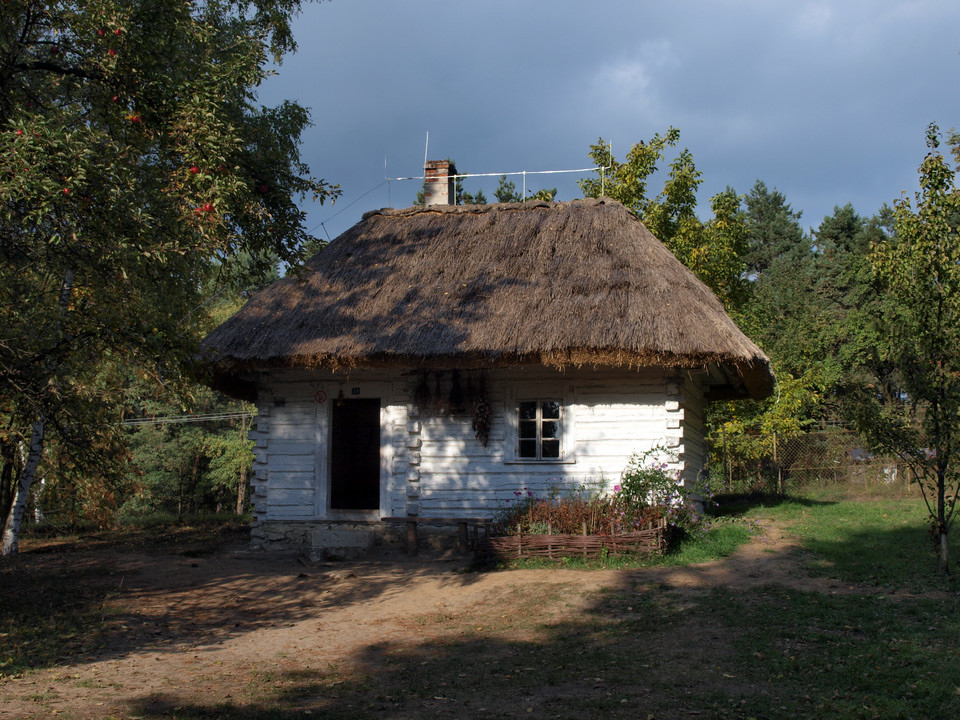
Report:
362,196,613,221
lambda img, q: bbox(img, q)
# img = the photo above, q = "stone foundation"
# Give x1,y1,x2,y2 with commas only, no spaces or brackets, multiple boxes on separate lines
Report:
249,519,465,560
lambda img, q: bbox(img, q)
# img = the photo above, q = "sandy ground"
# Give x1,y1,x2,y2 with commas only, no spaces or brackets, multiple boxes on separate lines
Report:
0,519,880,719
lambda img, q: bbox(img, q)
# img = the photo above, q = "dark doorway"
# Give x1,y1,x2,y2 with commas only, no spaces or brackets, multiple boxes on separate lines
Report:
330,398,381,510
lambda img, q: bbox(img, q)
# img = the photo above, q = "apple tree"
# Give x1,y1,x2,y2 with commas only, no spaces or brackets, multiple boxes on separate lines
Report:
865,123,960,573
0,0,338,554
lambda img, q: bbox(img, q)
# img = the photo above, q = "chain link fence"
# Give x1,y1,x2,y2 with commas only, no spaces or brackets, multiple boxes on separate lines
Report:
710,426,907,495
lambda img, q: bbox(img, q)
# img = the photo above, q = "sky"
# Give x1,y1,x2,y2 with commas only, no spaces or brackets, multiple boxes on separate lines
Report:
259,0,960,243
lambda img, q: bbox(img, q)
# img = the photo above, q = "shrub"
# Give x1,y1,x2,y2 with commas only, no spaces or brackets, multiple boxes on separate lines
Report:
494,450,709,539
617,450,707,538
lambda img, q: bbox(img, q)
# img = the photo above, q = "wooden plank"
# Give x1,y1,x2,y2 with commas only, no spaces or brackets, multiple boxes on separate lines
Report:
418,475,583,492
266,488,315,504
268,472,315,490
420,423,505,442
266,506,316,520
268,422,317,442
266,440,315,456
419,446,506,461
265,453,316,472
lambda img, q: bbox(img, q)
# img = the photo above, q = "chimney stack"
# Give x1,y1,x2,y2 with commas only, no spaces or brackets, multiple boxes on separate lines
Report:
423,159,457,206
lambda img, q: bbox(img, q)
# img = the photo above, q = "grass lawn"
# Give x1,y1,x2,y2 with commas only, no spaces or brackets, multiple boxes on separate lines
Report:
741,492,960,591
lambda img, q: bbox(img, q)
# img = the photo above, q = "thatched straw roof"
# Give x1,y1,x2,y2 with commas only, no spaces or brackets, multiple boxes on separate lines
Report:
202,198,773,400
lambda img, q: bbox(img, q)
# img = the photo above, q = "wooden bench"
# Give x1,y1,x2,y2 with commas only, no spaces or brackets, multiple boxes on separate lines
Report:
381,517,494,556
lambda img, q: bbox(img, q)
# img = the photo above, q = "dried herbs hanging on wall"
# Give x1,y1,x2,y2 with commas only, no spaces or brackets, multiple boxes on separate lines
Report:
413,373,431,416
432,372,444,415
449,370,465,414
471,372,491,446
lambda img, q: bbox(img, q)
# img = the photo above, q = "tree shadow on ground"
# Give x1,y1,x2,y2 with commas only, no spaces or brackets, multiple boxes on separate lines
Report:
7,515,960,719
709,492,836,518
0,524,485,674
790,515,960,591
124,571,960,720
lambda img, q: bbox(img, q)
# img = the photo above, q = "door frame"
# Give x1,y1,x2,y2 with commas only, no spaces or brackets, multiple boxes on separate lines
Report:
314,382,390,520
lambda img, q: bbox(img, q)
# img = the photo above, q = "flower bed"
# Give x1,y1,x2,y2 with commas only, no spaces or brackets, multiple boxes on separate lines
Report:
481,449,705,561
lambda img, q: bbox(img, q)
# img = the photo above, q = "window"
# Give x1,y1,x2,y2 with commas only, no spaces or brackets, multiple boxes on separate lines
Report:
505,384,575,464
518,400,562,460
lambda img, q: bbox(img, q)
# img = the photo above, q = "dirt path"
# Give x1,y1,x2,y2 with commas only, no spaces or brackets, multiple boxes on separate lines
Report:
0,518,872,719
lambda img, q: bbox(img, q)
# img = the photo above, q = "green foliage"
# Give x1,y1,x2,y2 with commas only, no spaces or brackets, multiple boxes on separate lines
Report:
0,0,336,552
579,130,747,308
616,453,677,512
705,186,897,496
579,128,682,215
527,187,557,201
618,450,706,536
124,411,253,520
742,179,810,275
459,187,487,205
493,174,521,202
859,123,960,572
481,174,555,203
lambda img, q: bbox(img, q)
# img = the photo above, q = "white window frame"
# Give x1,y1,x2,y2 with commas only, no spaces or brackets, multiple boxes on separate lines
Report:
505,384,576,464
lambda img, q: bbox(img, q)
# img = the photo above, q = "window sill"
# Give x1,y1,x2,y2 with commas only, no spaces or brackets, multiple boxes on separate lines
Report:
503,457,576,465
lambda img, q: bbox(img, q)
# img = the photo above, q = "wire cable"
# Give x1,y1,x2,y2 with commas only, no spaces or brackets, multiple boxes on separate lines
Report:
124,412,255,426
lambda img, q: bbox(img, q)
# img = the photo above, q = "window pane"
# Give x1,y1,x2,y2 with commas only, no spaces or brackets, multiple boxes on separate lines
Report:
519,439,537,458
519,401,537,421
541,439,560,458
541,401,560,419
541,420,559,439
519,421,537,439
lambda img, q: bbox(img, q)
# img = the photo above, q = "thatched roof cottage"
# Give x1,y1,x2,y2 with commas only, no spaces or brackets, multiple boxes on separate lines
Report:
203,176,773,557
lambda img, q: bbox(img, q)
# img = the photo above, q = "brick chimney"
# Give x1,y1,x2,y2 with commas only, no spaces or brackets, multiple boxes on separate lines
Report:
423,159,457,206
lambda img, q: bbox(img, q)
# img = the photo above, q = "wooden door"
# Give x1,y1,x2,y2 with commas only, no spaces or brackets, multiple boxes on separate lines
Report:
330,398,381,510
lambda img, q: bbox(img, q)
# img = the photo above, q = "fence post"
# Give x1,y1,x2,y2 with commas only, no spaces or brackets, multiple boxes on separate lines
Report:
773,432,783,495
722,423,731,488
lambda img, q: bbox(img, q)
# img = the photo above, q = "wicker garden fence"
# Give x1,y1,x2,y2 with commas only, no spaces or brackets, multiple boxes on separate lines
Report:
476,518,667,561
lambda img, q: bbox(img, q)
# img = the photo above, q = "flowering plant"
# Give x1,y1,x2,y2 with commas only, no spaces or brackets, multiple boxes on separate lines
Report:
613,449,708,539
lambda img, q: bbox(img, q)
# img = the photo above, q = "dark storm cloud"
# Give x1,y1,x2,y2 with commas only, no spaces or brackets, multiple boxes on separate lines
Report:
261,0,960,241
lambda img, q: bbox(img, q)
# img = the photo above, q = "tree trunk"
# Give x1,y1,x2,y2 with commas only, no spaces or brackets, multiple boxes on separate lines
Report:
939,530,949,575
2,269,74,554
0,439,17,523
937,467,949,574
33,475,45,523
177,468,183,521
236,470,247,515
2,416,46,556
